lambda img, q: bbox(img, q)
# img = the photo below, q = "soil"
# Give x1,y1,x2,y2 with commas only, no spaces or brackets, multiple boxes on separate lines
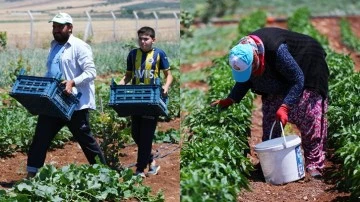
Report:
1,15,360,202
182,16,360,202
0,118,180,202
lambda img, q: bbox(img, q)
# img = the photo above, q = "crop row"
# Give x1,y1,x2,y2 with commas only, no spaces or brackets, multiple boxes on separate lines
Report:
180,11,265,201
0,41,181,201
181,7,360,201
290,8,360,199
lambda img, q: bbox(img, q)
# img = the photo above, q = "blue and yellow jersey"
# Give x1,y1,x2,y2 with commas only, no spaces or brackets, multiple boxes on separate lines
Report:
126,48,170,85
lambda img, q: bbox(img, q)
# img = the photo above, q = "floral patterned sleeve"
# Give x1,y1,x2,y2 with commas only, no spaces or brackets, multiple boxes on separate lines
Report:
276,44,304,106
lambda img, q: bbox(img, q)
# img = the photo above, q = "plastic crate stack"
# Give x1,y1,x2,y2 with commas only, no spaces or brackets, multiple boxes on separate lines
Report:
109,78,168,117
9,69,82,121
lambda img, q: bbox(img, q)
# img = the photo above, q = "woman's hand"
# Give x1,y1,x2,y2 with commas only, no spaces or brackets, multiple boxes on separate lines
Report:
276,104,289,125
210,97,235,109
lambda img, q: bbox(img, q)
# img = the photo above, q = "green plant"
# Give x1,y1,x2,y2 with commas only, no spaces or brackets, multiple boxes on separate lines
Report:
287,7,360,198
180,10,194,38
238,10,267,36
8,55,32,85
340,17,360,52
154,129,180,144
181,131,252,201
287,7,328,45
91,82,132,171
0,106,71,156
2,164,164,201
180,25,235,64
180,10,267,200
335,126,360,198
200,0,238,23
0,31,7,51
165,59,181,120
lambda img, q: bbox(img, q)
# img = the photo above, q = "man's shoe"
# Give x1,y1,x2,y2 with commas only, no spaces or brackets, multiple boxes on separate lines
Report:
148,164,160,175
134,170,146,178
26,172,36,179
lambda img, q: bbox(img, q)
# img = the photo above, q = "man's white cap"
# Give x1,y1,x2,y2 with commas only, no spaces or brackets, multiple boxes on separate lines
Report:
49,13,73,24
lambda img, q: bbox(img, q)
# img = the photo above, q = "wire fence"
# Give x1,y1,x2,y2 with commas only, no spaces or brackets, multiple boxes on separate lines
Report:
1,10,180,49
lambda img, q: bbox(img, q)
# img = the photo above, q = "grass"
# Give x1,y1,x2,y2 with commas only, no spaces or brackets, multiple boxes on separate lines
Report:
0,40,180,89
181,88,207,115
180,69,208,83
181,25,236,64
180,0,207,14
180,20,236,117
181,0,360,17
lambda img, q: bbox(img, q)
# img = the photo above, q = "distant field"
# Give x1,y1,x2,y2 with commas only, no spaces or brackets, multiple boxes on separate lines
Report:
0,0,179,14
180,0,360,16
0,0,180,48
1,18,179,48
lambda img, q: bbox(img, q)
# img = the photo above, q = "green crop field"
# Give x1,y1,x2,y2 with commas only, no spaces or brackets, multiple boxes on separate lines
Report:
180,3,360,201
0,1,180,201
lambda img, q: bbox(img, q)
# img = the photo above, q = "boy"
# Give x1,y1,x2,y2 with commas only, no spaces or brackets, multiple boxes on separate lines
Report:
119,26,173,177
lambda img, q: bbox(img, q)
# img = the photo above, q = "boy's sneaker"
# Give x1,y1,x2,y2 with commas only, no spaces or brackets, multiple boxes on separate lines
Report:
148,162,160,175
134,170,146,178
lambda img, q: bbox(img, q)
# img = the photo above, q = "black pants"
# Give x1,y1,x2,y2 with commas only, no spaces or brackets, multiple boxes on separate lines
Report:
27,109,106,170
131,115,158,172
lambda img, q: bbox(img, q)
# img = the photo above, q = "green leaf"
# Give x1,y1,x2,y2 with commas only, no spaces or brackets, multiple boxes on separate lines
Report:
16,182,33,192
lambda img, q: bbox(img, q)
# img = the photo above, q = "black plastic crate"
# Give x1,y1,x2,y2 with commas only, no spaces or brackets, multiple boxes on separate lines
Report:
108,79,168,117
9,69,82,121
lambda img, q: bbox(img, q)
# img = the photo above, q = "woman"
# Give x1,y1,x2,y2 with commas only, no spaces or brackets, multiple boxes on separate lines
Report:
211,27,329,178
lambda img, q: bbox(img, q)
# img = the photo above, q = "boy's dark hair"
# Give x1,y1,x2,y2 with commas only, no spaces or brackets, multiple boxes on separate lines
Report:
137,26,155,38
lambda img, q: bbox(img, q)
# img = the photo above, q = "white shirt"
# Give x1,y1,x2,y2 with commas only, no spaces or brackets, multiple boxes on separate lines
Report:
46,34,96,110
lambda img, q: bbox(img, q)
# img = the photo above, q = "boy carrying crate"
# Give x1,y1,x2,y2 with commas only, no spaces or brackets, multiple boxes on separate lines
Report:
119,26,173,178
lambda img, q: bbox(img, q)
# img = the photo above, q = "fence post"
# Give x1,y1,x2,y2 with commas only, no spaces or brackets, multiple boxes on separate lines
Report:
27,10,34,48
84,11,93,42
111,11,116,40
152,11,158,33
133,11,139,33
173,12,179,40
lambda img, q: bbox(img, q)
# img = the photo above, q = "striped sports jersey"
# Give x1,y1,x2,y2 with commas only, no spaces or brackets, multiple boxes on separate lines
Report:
126,48,170,84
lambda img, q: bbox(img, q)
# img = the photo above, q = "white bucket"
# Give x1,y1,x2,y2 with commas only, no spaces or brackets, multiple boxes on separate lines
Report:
254,121,305,185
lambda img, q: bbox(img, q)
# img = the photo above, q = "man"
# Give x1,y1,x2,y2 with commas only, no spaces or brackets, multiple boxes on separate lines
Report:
26,13,106,178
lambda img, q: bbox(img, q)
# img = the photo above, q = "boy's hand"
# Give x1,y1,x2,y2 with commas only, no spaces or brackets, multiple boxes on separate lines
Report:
118,80,125,85
162,85,169,96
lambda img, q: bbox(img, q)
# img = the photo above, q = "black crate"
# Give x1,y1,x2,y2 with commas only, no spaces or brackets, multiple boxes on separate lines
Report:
9,69,82,120
108,79,168,117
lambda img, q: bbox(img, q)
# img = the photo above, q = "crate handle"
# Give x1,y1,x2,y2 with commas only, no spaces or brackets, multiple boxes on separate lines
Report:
19,68,26,75
76,92,82,99
111,78,116,86
155,77,161,85
55,72,62,80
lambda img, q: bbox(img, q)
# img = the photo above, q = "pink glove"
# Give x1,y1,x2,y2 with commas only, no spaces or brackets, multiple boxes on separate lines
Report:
276,104,289,126
211,98,234,109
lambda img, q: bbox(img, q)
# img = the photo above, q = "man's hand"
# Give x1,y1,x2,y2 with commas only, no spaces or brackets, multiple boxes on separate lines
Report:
61,80,75,95
210,97,234,109
276,104,289,126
